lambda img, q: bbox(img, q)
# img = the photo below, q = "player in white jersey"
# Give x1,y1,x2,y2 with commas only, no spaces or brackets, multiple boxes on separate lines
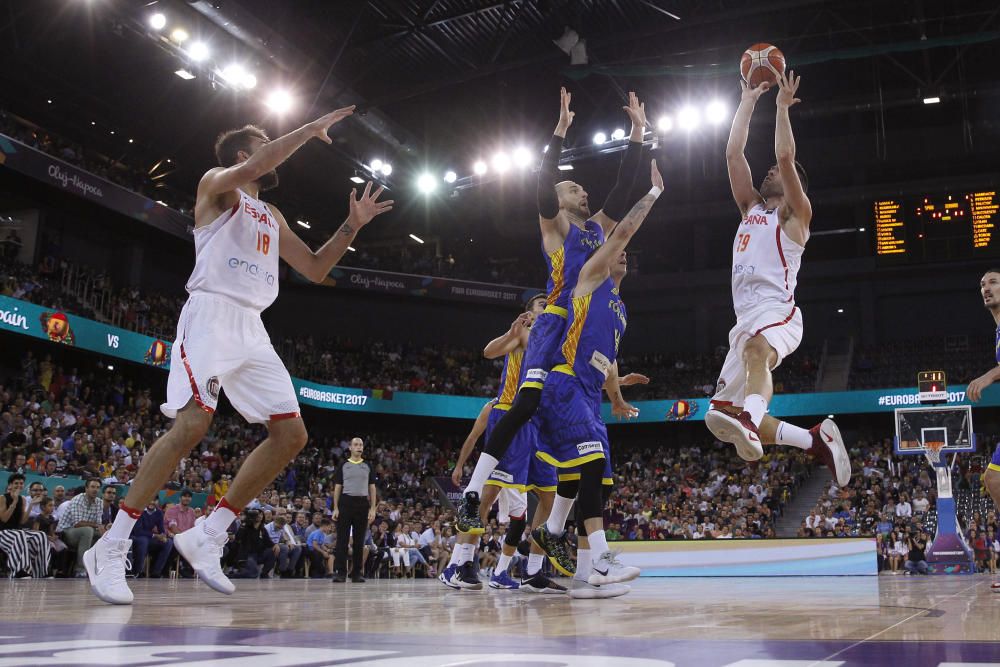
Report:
704,71,850,486
83,107,393,605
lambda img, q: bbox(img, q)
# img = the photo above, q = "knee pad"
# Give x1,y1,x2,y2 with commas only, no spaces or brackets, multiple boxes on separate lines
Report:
505,516,527,548
576,458,605,521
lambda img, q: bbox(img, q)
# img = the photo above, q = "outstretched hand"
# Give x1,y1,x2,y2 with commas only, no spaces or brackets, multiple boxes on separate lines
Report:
611,399,640,421
776,69,801,108
622,91,647,131
305,106,356,144
348,182,394,227
740,80,771,102
619,373,650,387
556,87,575,133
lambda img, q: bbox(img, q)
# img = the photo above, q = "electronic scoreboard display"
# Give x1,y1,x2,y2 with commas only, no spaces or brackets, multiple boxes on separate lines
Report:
874,191,1000,262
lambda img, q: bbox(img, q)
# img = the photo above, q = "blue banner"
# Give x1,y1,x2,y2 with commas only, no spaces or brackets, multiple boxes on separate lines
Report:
2,295,996,422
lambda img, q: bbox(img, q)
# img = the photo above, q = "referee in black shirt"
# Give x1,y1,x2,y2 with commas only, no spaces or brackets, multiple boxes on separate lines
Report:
332,437,377,582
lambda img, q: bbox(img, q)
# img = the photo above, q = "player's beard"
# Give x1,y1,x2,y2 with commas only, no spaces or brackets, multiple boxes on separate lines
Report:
257,169,279,192
760,180,781,199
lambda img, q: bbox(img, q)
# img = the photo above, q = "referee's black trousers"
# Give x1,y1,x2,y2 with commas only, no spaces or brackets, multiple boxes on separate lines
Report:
335,495,369,576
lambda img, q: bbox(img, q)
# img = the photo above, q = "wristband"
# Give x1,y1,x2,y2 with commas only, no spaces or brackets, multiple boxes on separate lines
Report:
649,186,663,198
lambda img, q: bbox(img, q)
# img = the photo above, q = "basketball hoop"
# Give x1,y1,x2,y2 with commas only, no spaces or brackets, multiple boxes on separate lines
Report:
924,440,945,465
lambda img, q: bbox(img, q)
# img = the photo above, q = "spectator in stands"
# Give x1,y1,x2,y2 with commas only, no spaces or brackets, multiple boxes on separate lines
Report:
100,485,119,529
306,518,334,578
1,473,51,576
55,477,103,576
130,501,174,578
265,514,302,578
236,510,276,578
903,531,929,575
164,491,195,537
26,481,46,519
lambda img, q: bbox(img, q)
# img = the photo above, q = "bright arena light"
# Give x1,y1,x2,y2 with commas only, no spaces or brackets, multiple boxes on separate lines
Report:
705,100,728,124
473,160,488,175
417,173,437,194
611,128,626,141
513,146,532,168
242,72,257,89
657,115,673,132
187,41,210,61
265,90,293,113
381,163,392,176
370,159,384,172
593,132,607,145
149,13,166,31
677,106,700,131
443,170,457,183
492,152,511,173
170,28,189,43
220,64,247,85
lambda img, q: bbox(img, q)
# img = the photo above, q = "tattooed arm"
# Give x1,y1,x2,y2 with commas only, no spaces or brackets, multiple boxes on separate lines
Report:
274,182,393,283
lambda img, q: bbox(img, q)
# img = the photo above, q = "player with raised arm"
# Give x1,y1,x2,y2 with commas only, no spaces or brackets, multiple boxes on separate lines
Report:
83,108,393,605
457,88,649,534
532,160,663,598
703,71,850,486
967,268,1000,591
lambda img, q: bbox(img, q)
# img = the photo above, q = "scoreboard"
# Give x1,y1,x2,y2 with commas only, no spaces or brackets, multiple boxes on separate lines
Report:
874,191,1000,262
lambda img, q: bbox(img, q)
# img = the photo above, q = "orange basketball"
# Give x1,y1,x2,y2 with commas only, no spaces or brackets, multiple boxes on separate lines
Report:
740,43,786,87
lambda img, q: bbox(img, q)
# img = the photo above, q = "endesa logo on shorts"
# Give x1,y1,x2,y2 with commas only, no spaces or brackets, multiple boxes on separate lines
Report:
576,441,603,456
227,257,276,286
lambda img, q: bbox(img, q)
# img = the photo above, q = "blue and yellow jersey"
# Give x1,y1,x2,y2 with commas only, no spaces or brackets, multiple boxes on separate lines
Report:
553,278,627,399
543,221,605,313
495,349,524,408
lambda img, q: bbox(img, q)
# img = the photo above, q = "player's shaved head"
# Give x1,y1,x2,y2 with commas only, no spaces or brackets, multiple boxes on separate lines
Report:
555,181,590,219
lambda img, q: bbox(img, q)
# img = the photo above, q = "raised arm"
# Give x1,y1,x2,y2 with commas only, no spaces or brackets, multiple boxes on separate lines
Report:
726,82,769,217
603,362,640,420
198,106,355,200
774,70,812,238
483,313,532,359
577,160,663,296
593,92,647,236
276,182,393,283
451,401,495,486
538,88,574,252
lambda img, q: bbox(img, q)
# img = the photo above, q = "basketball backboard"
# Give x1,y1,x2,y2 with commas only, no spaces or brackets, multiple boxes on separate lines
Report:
893,405,974,456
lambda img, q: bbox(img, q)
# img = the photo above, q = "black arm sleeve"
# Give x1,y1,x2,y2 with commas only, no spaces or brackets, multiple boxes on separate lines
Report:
537,134,565,219
333,465,344,485
600,140,644,222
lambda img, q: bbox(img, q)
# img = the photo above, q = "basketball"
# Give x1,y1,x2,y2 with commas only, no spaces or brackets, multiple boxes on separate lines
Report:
740,42,786,87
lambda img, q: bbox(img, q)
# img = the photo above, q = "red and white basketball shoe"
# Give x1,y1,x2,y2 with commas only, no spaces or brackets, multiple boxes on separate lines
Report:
705,408,764,461
991,581,1000,593
809,419,852,486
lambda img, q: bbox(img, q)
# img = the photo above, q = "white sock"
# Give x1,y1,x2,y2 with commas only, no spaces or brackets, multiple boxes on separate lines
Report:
527,553,544,576
588,530,609,562
204,504,237,537
448,543,467,567
496,553,512,574
575,548,591,580
545,494,575,536
464,454,500,496
744,394,768,427
457,543,475,565
776,421,813,449
105,509,137,541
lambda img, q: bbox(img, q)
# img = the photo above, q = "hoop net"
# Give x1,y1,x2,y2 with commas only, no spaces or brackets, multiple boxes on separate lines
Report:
924,439,946,464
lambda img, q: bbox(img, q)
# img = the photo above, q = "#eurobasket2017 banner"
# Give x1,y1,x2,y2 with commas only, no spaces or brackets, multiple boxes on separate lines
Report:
1,294,995,422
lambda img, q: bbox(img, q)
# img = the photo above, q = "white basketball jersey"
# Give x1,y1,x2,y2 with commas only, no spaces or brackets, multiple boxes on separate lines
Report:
185,189,280,312
731,204,803,316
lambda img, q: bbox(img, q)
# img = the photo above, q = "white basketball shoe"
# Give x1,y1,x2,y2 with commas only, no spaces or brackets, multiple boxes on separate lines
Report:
587,550,640,586
173,519,235,595
84,537,134,605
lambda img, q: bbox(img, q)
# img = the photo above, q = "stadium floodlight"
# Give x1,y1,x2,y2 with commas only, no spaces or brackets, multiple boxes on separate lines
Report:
370,159,383,172
611,128,626,141
381,163,392,176
473,160,487,175
347,246,356,252
492,152,511,173
417,173,437,194
512,146,532,168
265,90,293,113
242,72,257,90
923,96,941,105
296,219,310,229
174,69,195,80
677,105,700,131
170,28,189,43
349,173,365,184
657,115,673,132
409,233,425,244
705,100,727,124
558,164,574,171
443,170,457,183
187,41,210,62
220,64,247,86
149,13,167,31
593,132,607,145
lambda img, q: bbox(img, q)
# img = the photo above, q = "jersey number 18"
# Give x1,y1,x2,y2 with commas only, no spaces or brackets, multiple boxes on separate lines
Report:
256,231,271,256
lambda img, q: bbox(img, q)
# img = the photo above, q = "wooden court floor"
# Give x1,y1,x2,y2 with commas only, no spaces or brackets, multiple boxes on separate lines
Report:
2,575,999,665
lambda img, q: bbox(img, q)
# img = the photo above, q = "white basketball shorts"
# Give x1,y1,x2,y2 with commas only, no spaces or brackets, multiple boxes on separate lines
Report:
711,304,803,410
496,487,528,522
161,293,300,424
